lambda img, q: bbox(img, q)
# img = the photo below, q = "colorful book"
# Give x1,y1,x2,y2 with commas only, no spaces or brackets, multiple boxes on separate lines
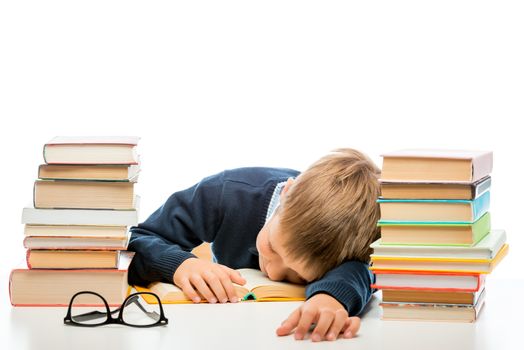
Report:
371,270,485,292
377,191,490,223
43,136,139,165
9,251,133,306
371,229,506,258
380,289,486,322
380,149,493,183
26,249,121,269
377,212,491,246
379,176,491,200
135,268,305,304
21,206,139,226
370,244,508,273
38,164,140,181
33,180,136,210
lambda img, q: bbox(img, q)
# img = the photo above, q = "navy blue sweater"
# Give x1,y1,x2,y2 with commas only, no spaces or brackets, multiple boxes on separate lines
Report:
127,167,373,315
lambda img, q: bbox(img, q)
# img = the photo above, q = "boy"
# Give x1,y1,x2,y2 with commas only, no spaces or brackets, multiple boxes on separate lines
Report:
128,148,381,342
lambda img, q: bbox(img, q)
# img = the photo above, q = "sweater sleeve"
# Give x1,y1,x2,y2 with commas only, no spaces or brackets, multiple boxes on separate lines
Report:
127,172,225,286
305,261,374,316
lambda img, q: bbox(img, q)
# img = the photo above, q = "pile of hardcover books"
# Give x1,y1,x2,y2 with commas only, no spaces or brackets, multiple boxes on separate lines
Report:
371,149,508,322
9,136,140,306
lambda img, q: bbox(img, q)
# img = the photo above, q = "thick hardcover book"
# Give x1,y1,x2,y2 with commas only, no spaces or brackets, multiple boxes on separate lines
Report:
370,243,508,274
380,149,493,183
43,136,139,165
371,270,485,292
33,180,136,210
380,289,486,322
377,212,491,246
21,206,139,226
377,191,490,223
9,251,133,306
26,249,121,269
379,176,491,200
38,164,140,181
371,229,506,259
381,288,484,305
23,235,129,250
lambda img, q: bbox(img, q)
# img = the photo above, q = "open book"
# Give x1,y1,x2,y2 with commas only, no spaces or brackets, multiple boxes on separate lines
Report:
134,268,306,304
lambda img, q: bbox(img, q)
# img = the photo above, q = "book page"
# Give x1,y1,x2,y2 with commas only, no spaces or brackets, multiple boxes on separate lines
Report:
236,268,305,300
236,268,289,291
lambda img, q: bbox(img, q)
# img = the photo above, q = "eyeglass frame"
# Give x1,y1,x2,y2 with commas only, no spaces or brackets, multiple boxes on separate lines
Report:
64,291,168,328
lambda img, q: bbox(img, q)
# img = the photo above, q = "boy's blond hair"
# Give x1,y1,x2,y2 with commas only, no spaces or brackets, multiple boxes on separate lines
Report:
280,148,381,279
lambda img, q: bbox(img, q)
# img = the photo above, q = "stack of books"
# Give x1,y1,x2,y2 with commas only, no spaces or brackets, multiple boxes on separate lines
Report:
370,149,508,322
9,136,140,307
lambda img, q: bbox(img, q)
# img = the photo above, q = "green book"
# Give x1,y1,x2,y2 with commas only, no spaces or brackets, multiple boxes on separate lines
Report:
377,212,491,246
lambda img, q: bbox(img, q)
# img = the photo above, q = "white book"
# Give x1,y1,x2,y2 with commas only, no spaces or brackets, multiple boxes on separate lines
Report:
21,206,139,226
371,229,506,260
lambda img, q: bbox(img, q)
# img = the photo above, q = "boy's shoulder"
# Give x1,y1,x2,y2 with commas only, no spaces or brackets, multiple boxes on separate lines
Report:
221,167,300,187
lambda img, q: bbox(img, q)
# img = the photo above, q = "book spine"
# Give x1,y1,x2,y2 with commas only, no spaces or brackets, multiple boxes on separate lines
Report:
25,250,32,269
472,152,493,182
42,144,48,164
473,191,490,221
32,181,37,209
474,177,491,199
37,164,43,180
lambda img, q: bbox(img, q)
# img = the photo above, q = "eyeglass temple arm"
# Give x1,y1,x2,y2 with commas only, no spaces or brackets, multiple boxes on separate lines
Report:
71,306,122,322
128,296,162,320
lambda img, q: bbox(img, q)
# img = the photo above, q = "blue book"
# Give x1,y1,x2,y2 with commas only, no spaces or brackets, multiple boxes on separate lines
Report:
378,191,490,224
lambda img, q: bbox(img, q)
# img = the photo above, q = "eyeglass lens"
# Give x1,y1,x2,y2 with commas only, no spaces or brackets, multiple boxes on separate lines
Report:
121,294,161,326
70,293,109,325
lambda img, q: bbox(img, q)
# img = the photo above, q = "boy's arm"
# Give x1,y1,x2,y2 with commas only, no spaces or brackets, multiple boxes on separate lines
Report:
305,260,374,316
127,173,225,286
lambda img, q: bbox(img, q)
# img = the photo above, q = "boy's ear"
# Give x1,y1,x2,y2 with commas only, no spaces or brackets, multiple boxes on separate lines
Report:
281,177,295,197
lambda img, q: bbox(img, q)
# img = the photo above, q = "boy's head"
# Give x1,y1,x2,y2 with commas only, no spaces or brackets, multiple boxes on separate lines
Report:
256,148,381,283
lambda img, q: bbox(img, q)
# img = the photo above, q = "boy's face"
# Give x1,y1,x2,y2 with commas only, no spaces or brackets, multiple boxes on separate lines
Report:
256,180,316,284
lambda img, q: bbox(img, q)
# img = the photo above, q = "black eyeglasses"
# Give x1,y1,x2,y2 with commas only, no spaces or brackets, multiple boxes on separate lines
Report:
64,291,168,328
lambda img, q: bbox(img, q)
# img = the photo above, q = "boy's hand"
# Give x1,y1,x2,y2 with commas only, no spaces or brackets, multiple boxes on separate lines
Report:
173,258,246,303
276,293,360,342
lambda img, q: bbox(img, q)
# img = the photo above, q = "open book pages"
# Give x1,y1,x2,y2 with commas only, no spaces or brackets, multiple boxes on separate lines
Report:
135,268,306,304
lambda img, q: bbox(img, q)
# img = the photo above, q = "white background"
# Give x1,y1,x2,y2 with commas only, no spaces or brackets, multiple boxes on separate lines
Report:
1,1,523,306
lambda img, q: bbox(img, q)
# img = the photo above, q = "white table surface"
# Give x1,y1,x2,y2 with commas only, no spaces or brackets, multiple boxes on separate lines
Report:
1,279,521,350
